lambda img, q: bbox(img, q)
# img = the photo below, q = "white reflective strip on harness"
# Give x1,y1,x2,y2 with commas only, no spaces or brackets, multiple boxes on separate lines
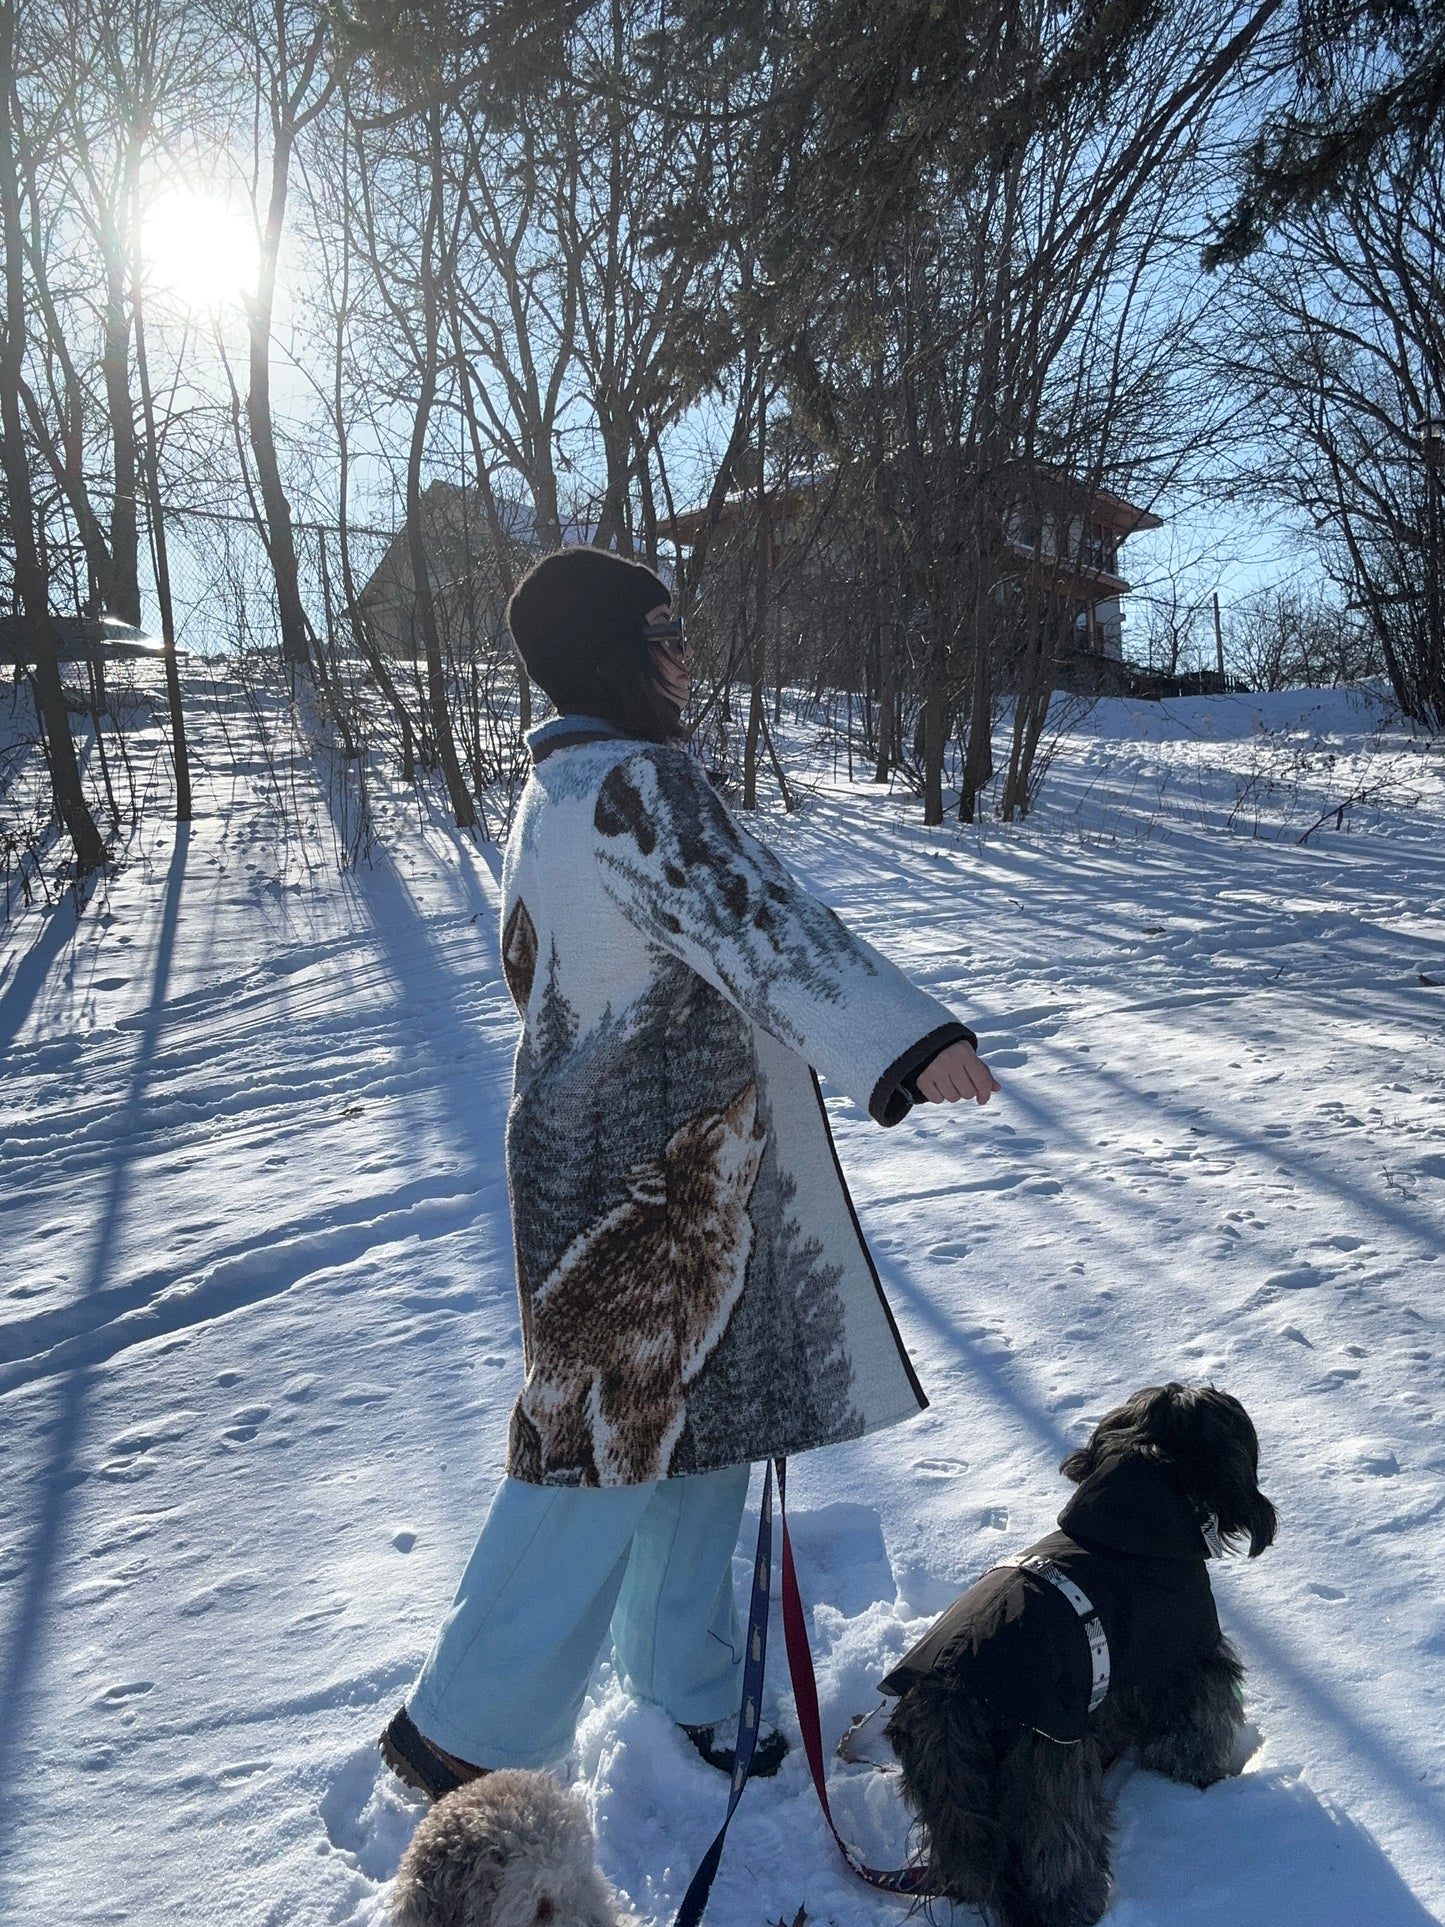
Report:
1003,1553,1111,1712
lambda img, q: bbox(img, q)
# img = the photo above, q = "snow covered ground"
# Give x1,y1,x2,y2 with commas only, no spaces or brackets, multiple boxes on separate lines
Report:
2,675,1443,1925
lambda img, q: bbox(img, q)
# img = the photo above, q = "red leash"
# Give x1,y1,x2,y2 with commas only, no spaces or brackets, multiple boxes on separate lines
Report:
776,1460,938,1898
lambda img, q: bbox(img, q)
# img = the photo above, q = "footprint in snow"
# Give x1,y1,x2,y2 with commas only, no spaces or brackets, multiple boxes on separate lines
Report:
177,1571,263,1617
107,1411,199,1456
318,1744,420,1880
220,1404,271,1445
1262,1265,1325,1294
1307,1583,1346,1600
912,1458,967,1483
96,1452,158,1483
982,1506,1010,1531
97,1681,154,1706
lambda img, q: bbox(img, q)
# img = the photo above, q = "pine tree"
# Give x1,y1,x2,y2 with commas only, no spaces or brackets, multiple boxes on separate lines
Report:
1207,0,1445,264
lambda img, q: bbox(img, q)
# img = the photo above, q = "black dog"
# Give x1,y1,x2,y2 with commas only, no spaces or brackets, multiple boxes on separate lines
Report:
879,1384,1277,1927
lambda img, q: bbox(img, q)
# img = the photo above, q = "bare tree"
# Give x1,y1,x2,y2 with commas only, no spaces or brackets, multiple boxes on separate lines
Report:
9,0,162,625
231,0,338,668
0,0,106,872
1216,136,1445,725
1230,582,1381,688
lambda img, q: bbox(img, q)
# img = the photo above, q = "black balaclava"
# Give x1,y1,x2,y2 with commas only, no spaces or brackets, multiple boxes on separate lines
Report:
506,547,669,707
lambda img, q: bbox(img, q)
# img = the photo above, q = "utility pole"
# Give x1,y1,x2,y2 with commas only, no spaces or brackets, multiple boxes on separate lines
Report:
1212,591,1225,684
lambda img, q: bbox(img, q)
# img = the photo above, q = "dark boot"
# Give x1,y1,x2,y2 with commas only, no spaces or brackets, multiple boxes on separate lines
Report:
379,1705,489,1801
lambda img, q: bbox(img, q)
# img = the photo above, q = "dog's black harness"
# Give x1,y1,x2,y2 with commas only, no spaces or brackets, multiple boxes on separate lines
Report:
1002,1552,1111,1713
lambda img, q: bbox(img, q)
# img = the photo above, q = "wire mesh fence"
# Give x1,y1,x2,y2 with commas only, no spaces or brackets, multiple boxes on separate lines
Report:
0,495,549,912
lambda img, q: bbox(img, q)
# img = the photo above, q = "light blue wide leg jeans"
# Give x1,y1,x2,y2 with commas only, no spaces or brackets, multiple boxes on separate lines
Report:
406,1463,750,1769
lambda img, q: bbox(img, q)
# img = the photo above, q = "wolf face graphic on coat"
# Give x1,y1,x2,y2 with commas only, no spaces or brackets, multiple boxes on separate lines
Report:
515,1081,765,1485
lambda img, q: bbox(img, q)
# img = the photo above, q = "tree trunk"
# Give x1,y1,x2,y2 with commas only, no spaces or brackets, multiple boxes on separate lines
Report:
332,97,417,779
593,413,633,554
101,250,141,623
132,285,192,823
742,382,770,810
999,573,1064,820
957,639,995,822
411,109,476,830
454,340,531,731
248,125,312,668
956,569,996,831
920,616,950,826
873,612,895,783
18,190,136,624
0,0,105,873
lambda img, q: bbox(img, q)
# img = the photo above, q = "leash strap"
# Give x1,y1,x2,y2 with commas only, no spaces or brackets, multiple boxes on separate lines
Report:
673,1460,775,1927
1002,1553,1111,1711
777,1459,936,1897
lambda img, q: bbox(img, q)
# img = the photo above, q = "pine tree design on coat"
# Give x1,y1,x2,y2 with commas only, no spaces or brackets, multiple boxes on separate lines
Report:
510,1081,766,1485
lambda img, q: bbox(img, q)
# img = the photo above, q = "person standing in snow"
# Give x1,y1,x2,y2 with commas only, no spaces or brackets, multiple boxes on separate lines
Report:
381,546,998,1796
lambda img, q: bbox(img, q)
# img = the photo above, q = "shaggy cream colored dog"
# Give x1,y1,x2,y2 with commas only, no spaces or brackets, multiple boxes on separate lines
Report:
391,1770,626,1927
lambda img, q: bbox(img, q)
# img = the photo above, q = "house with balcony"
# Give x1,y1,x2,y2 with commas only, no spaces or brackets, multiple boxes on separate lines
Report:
660,458,1162,679
999,471,1163,663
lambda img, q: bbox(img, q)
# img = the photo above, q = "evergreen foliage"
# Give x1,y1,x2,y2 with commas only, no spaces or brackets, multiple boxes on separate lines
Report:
1207,0,1445,264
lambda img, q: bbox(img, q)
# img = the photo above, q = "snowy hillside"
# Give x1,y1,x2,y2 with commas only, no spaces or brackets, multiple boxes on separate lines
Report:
2,676,1443,1926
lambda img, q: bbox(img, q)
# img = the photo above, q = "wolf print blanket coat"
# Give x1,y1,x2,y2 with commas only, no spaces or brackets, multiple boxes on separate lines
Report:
499,715,975,1489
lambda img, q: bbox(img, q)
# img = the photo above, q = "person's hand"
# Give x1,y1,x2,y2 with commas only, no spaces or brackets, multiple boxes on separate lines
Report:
914,1039,1000,1106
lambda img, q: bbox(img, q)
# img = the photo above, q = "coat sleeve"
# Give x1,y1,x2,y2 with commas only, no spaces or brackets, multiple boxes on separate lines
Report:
592,745,975,1125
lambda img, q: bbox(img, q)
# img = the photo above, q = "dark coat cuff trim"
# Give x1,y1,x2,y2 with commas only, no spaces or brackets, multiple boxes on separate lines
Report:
869,1021,978,1127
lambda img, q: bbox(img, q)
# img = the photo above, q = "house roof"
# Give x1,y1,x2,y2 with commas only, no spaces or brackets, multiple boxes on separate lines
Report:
659,462,1163,544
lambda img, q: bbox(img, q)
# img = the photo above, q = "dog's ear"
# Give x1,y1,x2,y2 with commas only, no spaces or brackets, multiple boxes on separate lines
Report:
1195,1389,1277,1555
1162,1385,1278,1556
1059,1440,1094,1482
1236,1483,1278,1558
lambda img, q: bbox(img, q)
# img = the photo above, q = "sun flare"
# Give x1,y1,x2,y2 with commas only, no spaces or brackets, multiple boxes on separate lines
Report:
143,189,256,313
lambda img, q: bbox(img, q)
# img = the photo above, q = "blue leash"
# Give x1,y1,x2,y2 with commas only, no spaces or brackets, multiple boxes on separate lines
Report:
673,1459,775,1927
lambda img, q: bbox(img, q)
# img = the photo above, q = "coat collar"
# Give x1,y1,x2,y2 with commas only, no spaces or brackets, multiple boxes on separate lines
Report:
1057,1453,1210,1562
526,714,630,766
